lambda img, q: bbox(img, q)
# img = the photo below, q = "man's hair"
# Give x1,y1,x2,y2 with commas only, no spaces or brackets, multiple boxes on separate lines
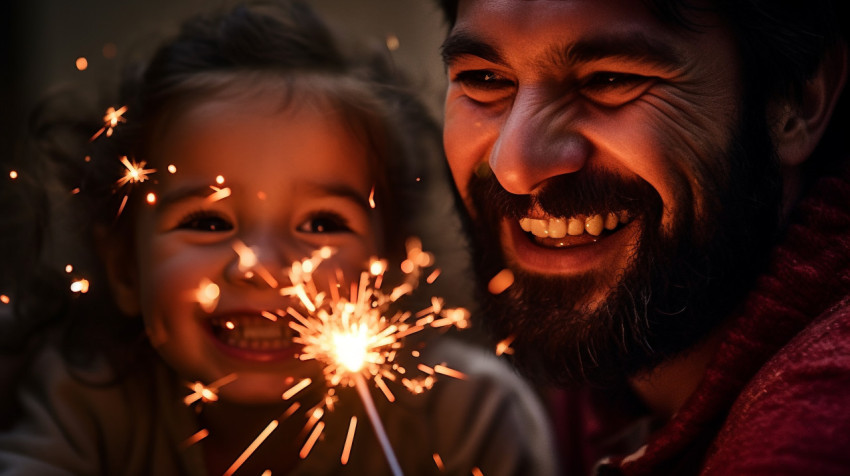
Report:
438,0,850,176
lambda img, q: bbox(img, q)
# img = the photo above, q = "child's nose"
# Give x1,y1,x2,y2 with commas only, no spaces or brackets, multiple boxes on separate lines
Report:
225,238,289,289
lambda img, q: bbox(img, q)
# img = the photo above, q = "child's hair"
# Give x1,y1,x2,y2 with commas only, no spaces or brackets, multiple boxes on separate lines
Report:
19,0,458,372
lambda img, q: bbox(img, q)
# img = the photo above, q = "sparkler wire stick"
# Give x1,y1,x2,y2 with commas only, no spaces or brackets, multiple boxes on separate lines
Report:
353,372,403,476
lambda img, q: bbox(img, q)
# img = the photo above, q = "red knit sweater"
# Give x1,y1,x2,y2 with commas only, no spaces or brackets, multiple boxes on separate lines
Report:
552,166,850,475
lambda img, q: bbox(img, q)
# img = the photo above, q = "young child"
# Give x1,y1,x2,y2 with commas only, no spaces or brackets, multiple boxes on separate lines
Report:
0,1,556,475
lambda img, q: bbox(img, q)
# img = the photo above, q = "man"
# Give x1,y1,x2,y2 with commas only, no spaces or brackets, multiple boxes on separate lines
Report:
438,0,850,474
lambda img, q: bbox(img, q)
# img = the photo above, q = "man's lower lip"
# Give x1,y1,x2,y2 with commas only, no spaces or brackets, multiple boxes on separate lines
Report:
502,218,635,274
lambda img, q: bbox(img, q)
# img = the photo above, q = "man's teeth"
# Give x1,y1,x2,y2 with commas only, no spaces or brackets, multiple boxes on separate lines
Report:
519,211,630,238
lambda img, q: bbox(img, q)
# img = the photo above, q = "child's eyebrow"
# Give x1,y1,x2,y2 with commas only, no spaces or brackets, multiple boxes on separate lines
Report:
156,184,220,209
302,182,372,210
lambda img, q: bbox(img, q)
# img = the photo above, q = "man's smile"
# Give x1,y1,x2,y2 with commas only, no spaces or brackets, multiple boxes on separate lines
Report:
519,210,633,244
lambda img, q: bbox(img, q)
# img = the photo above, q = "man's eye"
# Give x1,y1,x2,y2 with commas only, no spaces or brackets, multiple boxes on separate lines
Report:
453,69,515,103
298,213,351,234
581,72,655,107
178,211,234,232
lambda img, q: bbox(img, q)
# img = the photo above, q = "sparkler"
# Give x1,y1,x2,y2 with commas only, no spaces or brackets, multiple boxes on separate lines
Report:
182,240,470,475
279,239,469,474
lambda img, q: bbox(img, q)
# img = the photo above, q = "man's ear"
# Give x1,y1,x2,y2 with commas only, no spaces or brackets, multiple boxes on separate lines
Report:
94,224,141,316
772,41,848,167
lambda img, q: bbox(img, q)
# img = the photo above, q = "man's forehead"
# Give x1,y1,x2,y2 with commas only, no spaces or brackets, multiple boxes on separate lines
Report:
445,0,727,71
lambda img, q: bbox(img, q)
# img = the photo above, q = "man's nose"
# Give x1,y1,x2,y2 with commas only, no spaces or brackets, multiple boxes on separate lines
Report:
489,90,590,195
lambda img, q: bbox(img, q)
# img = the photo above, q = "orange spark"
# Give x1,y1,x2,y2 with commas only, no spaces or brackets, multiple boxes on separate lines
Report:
341,416,358,465
167,164,177,173
206,186,231,203
487,269,515,295
472,467,484,476
282,378,312,400
181,429,209,449
70,278,89,294
215,175,225,185
223,420,279,476
146,192,156,204
495,336,516,356
299,421,326,459
65,264,73,273
91,105,127,140
75,57,88,71
433,453,445,471
368,185,376,209
194,278,220,313
385,34,400,51
183,373,238,406
9,171,17,180
0,295,9,304
116,156,155,187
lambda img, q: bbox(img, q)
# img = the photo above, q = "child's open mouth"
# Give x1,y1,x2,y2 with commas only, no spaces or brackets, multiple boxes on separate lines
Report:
207,312,299,361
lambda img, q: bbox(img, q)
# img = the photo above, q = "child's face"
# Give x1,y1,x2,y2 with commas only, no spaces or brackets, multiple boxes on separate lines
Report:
121,91,382,403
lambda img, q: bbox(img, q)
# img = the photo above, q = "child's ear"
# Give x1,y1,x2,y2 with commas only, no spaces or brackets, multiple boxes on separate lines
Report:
94,224,141,316
771,41,848,167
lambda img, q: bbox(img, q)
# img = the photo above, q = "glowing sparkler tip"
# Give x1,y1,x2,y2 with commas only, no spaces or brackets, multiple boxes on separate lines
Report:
487,269,515,295
70,279,90,294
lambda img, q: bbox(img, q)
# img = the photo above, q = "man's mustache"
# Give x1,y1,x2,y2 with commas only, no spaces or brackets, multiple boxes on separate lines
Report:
467,166,662,221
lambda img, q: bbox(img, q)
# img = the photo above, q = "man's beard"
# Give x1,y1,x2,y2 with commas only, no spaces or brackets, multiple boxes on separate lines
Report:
466,108,782,387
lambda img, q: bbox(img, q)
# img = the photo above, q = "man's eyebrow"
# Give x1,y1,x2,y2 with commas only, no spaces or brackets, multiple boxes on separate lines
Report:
441,30,683,71
557,33,684,70
441,30,503,66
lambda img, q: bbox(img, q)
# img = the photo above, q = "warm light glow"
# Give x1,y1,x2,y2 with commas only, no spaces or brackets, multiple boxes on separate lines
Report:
9,171,17,179
0,295,9,304
368,185,376,209
167,164,177,174
70,279,90,293
385,34,400,51
195,278,220,313
65,264,73,273
333,328,370,372
75,57,88,71
215,175,225,184
146,192,156,204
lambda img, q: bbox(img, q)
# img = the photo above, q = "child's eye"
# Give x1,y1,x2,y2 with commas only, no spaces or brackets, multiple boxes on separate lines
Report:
581,72,655,107
297,212,351,234
453,69,515,103
177,211,234,232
